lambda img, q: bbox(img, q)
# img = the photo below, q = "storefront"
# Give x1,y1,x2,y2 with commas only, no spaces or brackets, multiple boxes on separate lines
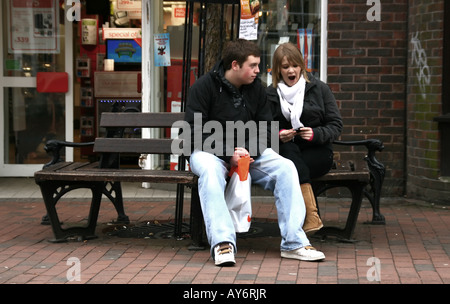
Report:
1,0,327,177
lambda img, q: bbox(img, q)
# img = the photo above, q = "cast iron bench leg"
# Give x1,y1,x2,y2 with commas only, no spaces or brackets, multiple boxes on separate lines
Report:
364,140,386,224
41,181,130,226
313,180,366,242
38,181,104,242
102,181,130,224
341,180,366,241
364,163,386,225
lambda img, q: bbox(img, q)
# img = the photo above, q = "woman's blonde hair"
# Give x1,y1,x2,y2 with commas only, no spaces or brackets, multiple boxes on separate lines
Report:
271,42,309,87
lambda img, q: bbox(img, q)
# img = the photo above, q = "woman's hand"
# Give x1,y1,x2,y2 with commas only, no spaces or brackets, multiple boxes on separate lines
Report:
279,127,314,143
279,129,297,143
298,127,314,141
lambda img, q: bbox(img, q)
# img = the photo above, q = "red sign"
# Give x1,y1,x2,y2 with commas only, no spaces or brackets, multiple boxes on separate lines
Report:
174,7,185,18
37,72,69,93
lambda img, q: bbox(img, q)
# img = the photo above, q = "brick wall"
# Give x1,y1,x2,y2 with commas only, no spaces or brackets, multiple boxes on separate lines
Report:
407,0,450,203
327,0,408,196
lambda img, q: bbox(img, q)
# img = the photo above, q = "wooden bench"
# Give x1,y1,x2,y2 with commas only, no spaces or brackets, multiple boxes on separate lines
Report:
35,111,385,247
34,112,204,249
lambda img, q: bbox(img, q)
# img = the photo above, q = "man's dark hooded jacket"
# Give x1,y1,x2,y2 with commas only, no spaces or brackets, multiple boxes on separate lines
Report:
184,61,274,163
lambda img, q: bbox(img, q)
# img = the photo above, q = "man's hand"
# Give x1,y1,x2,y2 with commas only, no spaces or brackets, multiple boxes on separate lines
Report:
230,147,254,167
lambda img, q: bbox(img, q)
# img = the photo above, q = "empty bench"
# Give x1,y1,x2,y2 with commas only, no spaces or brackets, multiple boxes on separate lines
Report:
34,112,204,249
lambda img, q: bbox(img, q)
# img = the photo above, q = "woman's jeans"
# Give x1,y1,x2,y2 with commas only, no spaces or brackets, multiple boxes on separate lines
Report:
189,148,311,256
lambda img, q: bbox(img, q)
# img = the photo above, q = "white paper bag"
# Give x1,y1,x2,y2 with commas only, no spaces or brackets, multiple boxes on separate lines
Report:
225,157,252,233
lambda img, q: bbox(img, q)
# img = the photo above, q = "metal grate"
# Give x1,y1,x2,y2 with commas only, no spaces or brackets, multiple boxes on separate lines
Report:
103,221,280,240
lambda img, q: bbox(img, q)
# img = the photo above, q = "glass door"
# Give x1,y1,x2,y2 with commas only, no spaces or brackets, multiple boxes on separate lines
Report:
1,0,74,176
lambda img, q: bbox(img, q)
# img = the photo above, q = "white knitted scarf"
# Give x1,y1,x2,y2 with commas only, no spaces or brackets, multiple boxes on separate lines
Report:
277,75,306,129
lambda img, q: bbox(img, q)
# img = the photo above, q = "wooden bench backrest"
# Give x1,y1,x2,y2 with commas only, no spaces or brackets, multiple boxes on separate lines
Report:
99,112,185,128
94,112,185,155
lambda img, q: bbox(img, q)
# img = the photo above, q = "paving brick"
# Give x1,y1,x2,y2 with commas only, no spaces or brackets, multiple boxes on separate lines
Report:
0,190,448,289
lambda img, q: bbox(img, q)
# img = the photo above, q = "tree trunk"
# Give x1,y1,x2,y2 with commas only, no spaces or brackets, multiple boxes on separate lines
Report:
204,4,224,72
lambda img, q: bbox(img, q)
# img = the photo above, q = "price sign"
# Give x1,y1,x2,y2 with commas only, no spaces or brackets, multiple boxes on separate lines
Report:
7,0,60,53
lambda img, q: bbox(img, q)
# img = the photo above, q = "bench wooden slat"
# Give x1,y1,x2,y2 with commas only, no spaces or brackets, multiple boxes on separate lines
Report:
83,161,100,169
39,161,93,174
313,171,369,183
35,163,196,184
100,112,185,128
94,138,174,154
40,161,75,171
56,162,94,171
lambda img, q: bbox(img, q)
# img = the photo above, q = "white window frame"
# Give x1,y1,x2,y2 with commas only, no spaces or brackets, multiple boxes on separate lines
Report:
0,3,74,176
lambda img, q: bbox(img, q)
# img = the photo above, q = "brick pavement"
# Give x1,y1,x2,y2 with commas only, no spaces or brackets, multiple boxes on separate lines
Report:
0,195,448,287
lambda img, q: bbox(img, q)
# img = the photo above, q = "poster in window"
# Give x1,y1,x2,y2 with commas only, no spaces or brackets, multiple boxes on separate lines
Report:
81,19,98,45
297,28,314,72
239,0,260,40
154,33,171,67
7,0,60,54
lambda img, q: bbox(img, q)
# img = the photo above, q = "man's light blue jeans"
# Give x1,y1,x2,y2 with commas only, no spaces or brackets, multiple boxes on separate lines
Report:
189,148,311,256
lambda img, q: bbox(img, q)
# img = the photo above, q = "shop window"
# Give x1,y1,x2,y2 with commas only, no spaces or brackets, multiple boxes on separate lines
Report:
2,0,67,165
3,88,65,164
2,1,65,77
257,0,323,85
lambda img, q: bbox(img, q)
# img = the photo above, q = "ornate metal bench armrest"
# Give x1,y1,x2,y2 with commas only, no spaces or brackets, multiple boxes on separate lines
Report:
43,139,94,168
333,138,385,173
333,138,384,155
333,138,386,224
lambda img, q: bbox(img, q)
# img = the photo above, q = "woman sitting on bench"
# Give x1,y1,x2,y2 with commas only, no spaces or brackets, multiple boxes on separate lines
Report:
266,42,343,233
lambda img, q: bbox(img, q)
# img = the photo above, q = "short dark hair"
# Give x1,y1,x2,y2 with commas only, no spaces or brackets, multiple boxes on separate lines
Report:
222,39,261,70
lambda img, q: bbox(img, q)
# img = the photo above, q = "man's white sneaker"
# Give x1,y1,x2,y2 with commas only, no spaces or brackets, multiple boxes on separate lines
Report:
213,243,236,266
281,246,325,261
